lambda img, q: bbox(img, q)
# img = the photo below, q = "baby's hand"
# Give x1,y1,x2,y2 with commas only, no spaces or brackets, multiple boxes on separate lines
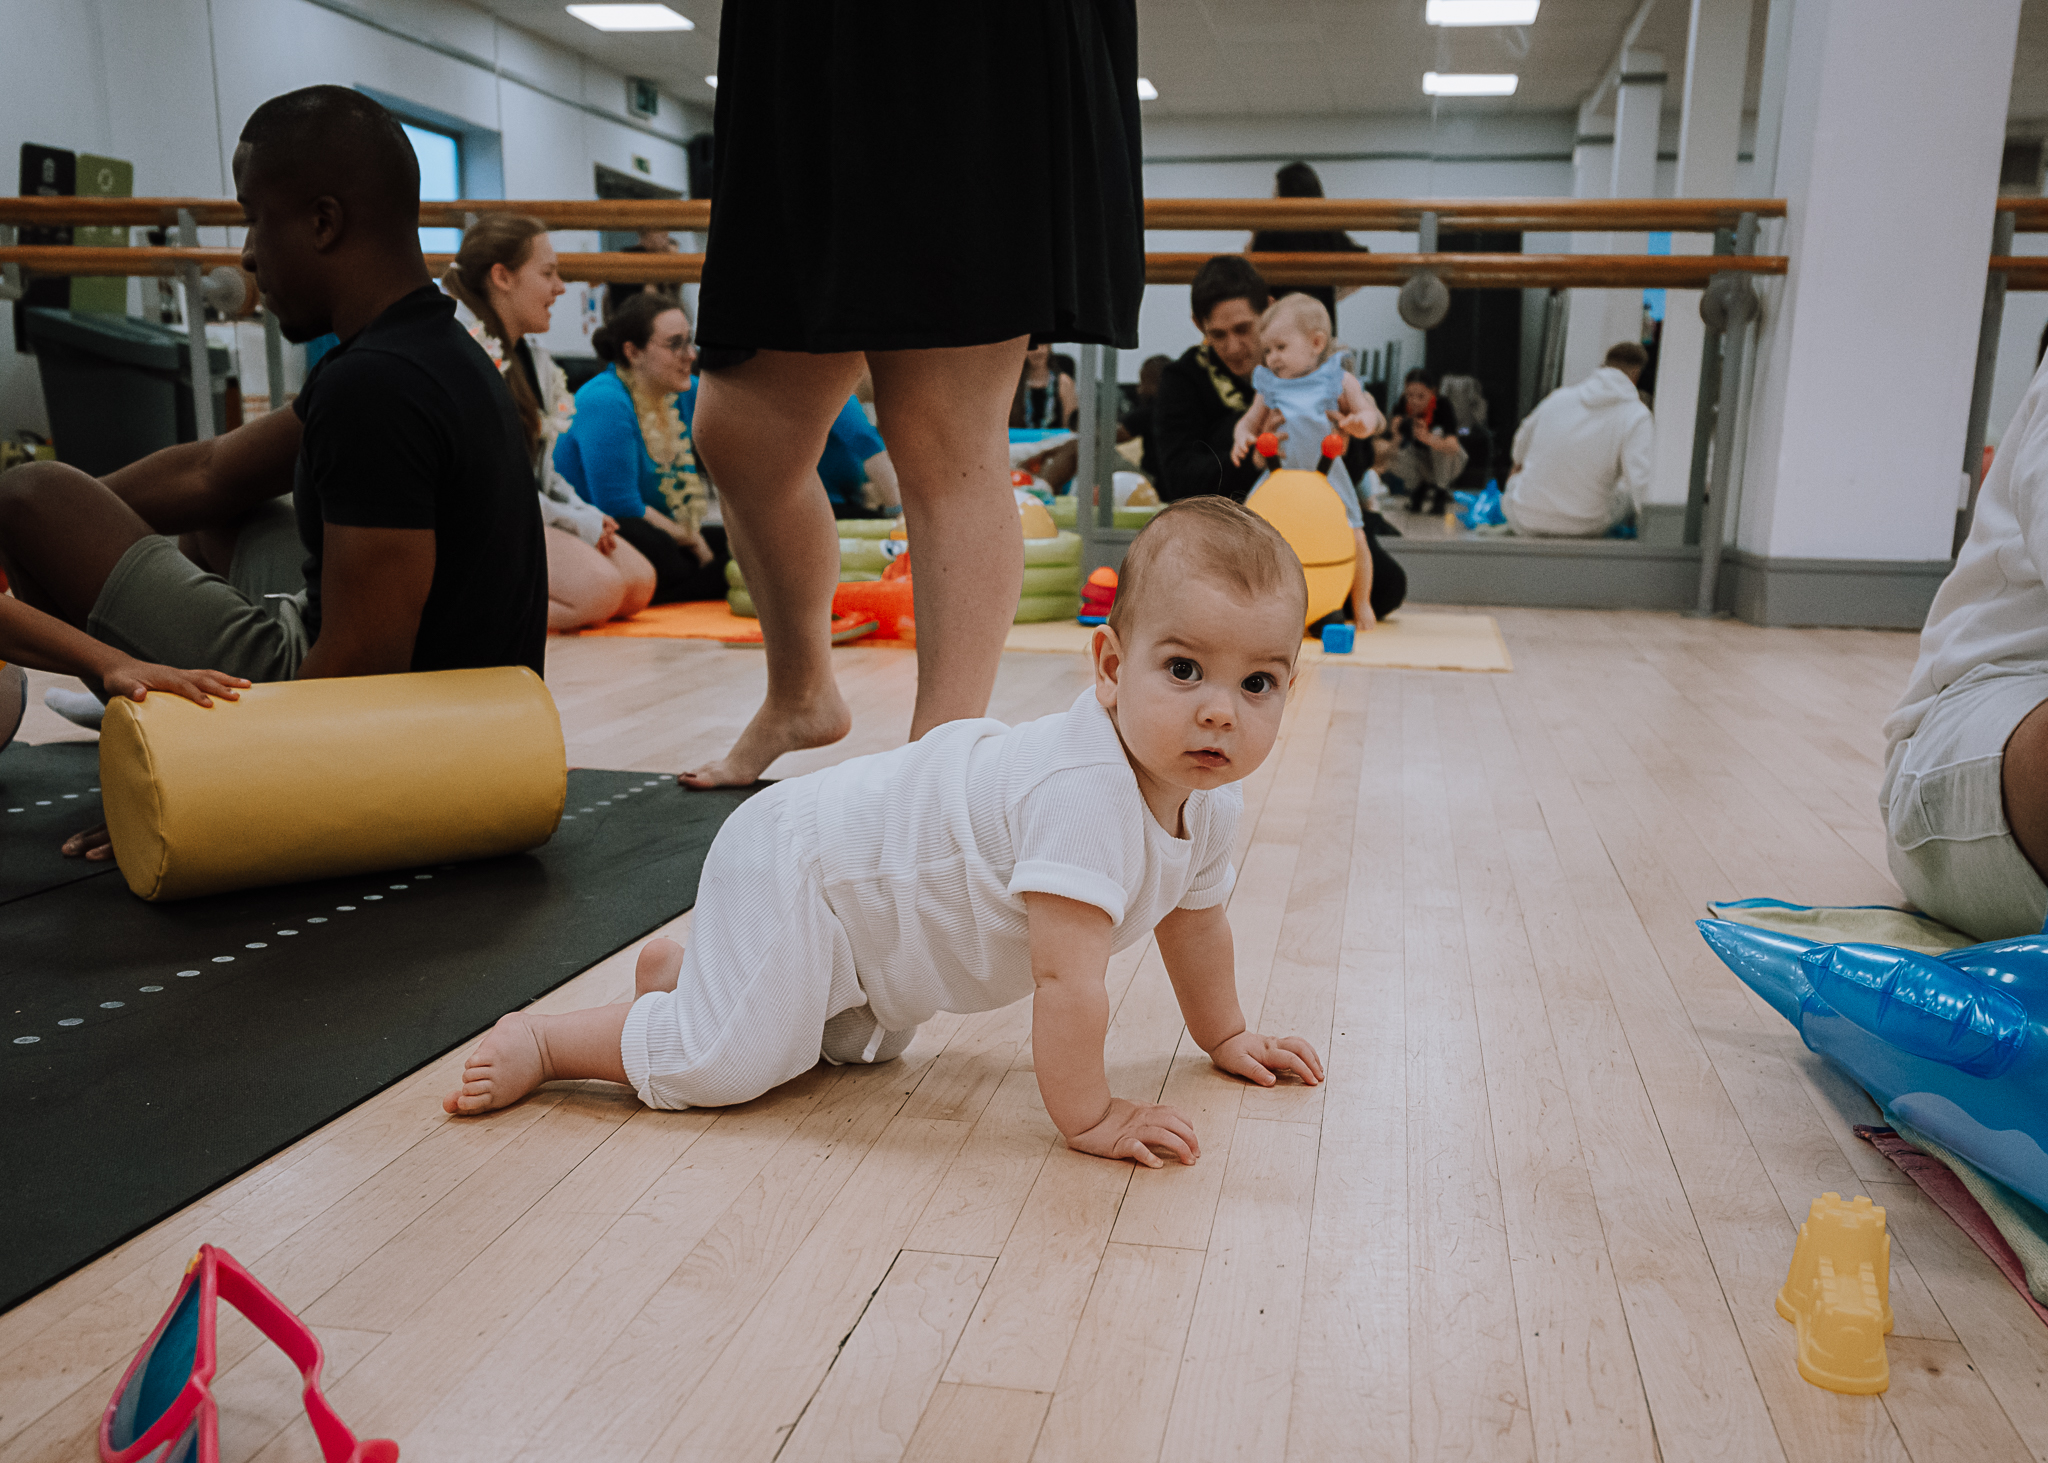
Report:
1067,1096,1200,1168
1230,420,1256,466
102,659,250,709
1329,406,1380,439
1210,1031,1324,1088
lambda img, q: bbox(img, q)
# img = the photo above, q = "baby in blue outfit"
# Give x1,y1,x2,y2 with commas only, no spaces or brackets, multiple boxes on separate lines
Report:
1229,293,1386,624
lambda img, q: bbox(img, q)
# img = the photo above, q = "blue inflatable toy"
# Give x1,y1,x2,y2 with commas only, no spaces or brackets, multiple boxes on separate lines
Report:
1451,484,1506,529
1698,918,2048,1213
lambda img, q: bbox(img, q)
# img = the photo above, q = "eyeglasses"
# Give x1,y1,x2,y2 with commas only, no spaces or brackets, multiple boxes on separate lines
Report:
101,1246,398,1463
656,333,694,354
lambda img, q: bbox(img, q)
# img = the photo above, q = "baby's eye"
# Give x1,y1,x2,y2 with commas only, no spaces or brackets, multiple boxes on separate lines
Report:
1242,672,1275,694
1168,658,1200,682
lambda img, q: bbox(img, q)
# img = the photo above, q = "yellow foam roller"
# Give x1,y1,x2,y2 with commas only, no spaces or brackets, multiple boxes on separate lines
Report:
100,666,567,901
1247,468,1357,627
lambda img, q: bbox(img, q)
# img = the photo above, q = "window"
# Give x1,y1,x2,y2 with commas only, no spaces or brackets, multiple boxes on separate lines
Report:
403,123,463,254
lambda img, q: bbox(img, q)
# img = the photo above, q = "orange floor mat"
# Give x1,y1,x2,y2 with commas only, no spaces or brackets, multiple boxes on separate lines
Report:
576,601,890,645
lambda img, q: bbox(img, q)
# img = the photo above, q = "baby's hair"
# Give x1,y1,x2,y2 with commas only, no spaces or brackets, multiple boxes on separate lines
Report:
1258,293,1335,360
1108,496,1308,639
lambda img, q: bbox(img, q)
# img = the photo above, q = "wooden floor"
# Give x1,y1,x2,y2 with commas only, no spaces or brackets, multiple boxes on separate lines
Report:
7,608,2048,1463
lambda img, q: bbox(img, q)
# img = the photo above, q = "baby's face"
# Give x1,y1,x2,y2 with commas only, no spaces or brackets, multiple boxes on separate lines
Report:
1094,569,1301,820
1263,323,1323,380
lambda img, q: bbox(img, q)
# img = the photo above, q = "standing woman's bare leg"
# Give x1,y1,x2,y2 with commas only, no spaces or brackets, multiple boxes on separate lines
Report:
682,349,867,786
867,337,1030,739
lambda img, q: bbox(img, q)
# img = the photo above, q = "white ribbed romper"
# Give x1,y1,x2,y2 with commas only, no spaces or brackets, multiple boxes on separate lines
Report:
620,689,1240,1110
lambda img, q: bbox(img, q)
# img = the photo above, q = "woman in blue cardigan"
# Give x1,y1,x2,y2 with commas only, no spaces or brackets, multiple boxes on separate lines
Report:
554,294,729,603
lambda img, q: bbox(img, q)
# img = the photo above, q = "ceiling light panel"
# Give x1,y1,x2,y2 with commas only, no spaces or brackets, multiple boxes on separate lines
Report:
566,4,693,31
1422,72,1519,96
1426,0,1540,24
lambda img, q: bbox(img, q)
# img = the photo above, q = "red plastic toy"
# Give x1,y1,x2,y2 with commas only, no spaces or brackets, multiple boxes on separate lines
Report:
1254,431,1281,466
1315,433,1346,474
832,576,916,639
1079,566,1118,624
102,1245,398,1463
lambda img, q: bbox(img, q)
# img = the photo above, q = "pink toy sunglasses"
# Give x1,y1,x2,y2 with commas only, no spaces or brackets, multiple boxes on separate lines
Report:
100,1245,398,1463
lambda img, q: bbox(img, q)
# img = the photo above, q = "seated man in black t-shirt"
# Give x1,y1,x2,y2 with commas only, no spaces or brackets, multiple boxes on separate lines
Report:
0,86,545,856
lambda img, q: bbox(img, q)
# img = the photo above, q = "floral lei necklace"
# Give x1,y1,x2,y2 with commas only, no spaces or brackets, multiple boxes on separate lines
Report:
620,365,707,532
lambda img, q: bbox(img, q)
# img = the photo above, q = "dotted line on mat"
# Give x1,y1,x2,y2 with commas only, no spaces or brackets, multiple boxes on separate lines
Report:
4,782,100,815
8,777,666,1047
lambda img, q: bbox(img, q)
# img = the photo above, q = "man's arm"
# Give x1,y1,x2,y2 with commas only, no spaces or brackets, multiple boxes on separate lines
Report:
1618,409,1656,508
862,449,901,510
294,524,435,679
1510,401,1541,475
100,407,302,534
1154,368,1262,502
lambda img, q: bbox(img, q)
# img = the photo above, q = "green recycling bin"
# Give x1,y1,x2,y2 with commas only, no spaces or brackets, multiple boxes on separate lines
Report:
24,308,230,477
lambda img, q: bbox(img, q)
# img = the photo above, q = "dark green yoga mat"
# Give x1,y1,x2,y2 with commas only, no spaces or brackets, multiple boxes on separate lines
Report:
0,761,757,1312
0,739,108,905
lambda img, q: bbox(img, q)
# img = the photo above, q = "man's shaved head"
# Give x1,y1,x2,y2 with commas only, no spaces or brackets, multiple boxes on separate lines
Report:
234,86,431,341
238,86,420,241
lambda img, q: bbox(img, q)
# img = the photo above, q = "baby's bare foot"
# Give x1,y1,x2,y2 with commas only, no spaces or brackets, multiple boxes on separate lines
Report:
444,1013,551,1114
636,938,683,997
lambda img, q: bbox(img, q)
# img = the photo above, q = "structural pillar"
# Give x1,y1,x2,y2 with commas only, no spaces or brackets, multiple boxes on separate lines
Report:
1560,97,1615,388
1602,51,1665,354
1647,0,1753,514
1733,0,2021,625
1563,55,1664,386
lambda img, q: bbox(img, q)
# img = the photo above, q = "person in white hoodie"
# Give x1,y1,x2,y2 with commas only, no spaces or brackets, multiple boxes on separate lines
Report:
1502,342,1654,538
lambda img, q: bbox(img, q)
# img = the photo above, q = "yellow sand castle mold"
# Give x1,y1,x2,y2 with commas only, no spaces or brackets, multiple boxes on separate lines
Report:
1777,1192,1893,1394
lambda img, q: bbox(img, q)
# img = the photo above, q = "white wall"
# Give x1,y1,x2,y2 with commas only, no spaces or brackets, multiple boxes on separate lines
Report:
0,0,707,438
1131,112,1577,386
1734,0,2020,564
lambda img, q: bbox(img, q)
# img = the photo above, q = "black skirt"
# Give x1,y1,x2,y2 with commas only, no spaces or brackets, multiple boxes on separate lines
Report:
697,1,1144,355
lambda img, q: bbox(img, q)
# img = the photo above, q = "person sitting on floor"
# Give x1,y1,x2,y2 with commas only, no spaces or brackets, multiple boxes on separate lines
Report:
1501,342,1654,538
0,85,547,861
817,391,903,519
1012,342,1077,430
1885,351,2048,940
443,498,1324,1168
552,292,731,604
443,214,658,632
1382,369,1466,516
1437,374,1497,498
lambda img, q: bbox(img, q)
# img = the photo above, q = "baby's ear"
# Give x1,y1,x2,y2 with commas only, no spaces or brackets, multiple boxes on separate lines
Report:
1091,625,1123,708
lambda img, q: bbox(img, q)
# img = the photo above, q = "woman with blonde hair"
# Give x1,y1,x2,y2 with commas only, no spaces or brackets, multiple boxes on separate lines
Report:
443,214,656,630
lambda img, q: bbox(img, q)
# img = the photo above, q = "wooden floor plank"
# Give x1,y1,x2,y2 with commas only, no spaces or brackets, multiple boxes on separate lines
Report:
902,1383,1050,1463
777,1250,994,1463
1032,1242,1205,1463
1157,1118,1320,1463
1398,680,1538,1463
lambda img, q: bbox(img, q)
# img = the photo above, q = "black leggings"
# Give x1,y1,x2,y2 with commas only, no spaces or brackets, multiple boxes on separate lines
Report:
1364,531,1407,620
614,517,731,603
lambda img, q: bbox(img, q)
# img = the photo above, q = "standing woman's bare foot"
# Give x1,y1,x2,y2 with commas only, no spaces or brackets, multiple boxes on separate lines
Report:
677,689,852,788
636,937,684,996
444,1014,550,1114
